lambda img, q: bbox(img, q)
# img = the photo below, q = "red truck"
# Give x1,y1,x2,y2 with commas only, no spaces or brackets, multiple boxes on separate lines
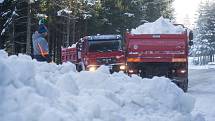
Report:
125,29,193,92
61,35,126,72
61,46,77,64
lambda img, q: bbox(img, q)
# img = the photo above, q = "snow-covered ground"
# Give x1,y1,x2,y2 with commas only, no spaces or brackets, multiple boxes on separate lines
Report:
189,69,215,121
189,58,215,121
0,50,204,121
188,57,208,69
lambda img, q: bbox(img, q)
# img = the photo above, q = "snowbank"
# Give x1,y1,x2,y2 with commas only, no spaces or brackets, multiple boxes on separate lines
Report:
131,17,185,34
0,50,204,121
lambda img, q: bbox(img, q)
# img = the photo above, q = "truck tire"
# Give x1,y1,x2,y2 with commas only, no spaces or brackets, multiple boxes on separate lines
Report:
140,71,146,78
182,79,188,92
76,64,82,72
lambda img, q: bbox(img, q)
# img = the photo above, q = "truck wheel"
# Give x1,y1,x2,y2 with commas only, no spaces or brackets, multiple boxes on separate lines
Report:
76,64,82,72
182,79,188,92
140,71,146,78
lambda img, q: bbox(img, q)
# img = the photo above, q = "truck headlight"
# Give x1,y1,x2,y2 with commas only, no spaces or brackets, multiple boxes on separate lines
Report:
120,65,126,70
179,69,186,74
89,66,96,72
177,69,186,74
128,70,134,73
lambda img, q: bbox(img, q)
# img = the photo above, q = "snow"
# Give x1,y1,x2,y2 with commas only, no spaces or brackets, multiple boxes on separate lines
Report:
68,44,77,48
30,0,38,3
188,57,215,121
131,17,185,34
0,50,204,121
12,9,19,16
57,8,72,16
188,57,208,69
124,13,134,17
189,69,215,121
86,0,97,5
37,13,48,18
188,57,215,69
1,10,11,17
1,28,5,35
83,13,92,19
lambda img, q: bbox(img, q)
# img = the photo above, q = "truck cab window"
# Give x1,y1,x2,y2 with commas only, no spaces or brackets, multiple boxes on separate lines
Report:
89,39,122,52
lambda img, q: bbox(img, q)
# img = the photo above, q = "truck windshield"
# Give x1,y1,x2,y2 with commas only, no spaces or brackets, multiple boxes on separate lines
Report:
89,39,122,52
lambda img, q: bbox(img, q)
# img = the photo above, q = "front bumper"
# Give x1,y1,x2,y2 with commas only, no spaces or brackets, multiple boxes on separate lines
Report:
87,64,126,73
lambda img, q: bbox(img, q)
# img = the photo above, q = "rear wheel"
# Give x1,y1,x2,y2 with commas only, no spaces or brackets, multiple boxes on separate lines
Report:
140,71,145,78
181,79,188,92
76,64,82,72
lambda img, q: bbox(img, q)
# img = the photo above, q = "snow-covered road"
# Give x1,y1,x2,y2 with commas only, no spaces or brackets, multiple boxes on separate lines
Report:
189,69,215,121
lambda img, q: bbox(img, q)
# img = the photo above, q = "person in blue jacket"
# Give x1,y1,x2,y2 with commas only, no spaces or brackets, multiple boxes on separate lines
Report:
32,24,52,62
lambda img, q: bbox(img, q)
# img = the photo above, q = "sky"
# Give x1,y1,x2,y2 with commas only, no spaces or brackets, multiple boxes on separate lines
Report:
0,0,4,3
173,0,204,29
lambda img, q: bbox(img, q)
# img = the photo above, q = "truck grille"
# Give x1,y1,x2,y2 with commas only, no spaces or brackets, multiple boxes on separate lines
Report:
96,58,117,65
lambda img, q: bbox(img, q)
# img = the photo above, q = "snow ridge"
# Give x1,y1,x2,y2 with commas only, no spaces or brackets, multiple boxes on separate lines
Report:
0,50,204,121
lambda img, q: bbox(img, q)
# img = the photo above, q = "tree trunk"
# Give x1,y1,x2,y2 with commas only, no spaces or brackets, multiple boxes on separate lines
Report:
66,17,70,47
72,18,76,44
210,54,213,62
26,0,32,55
12,21,15,55
85,19,88,36
212,55,214,62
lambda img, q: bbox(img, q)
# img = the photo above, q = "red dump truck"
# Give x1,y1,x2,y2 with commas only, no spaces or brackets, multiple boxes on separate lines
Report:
61,35,126,72
125,29,193,92
61,46,77,64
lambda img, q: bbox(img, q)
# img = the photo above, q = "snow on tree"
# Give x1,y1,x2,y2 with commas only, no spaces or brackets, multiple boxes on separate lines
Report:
1,7,19,36
192,1,215,63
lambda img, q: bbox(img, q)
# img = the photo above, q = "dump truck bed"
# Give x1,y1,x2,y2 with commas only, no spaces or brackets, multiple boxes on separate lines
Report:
126,33,188,63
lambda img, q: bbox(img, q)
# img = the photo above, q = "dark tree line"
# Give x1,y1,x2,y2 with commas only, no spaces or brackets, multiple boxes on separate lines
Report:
0,0,174,63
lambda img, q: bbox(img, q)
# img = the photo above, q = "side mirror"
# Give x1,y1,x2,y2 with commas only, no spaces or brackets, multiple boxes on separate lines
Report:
189,31,193,40
189,41,193,46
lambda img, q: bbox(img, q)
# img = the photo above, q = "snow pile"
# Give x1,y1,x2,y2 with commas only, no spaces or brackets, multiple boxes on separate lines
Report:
0,50,204,121
69,44,77,48
131,17,185,34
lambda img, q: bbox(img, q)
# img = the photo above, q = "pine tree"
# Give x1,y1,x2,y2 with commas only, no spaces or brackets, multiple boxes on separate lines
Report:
0,0,39,55
0,0,175,63
0,0,18,55
134,0,174,22
193,1,215,63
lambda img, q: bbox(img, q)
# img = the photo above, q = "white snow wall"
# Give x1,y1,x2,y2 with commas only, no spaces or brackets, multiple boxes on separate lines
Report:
0,50,204,121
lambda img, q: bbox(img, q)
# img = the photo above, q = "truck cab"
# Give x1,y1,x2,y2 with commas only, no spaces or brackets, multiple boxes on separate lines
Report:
77,35,126,72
